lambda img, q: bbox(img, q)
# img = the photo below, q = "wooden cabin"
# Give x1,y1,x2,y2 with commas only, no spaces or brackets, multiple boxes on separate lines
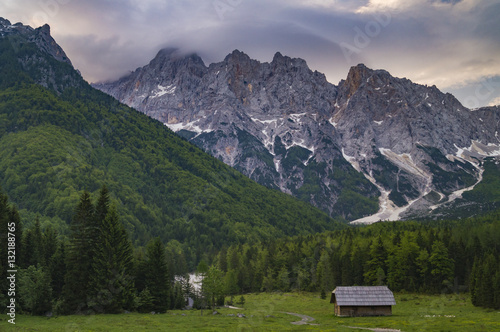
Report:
330,286,396,317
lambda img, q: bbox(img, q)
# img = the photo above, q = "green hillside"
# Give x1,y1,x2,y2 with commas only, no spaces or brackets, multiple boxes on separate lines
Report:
0,36,341,258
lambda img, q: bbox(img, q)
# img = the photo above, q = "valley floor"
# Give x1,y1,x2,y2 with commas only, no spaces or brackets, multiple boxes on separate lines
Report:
2,293,499,331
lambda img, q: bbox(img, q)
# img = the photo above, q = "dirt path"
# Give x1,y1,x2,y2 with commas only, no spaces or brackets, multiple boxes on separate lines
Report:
281,312,318,325
343,326,401,332
227,305,244,310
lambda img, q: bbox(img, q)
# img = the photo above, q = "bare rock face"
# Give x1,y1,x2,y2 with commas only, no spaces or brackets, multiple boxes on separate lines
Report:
0,18,72,65
94,49,500,221
0,18,80,93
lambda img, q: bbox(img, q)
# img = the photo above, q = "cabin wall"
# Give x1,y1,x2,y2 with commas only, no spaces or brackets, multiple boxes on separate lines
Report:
335,305,392,317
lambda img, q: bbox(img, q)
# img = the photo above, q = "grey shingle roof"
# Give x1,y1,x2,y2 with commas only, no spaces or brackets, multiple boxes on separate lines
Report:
331,286,396,306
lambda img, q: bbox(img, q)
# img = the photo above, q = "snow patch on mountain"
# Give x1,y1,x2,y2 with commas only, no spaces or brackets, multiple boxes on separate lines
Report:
341,148,361,173
430,161,484,211
455,141,500,163
165,119,213,135
379,148,429,178
153,84,176,98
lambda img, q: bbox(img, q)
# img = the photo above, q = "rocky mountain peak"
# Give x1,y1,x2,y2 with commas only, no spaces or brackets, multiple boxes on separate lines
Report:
152,48,205,67
0,18,72,66
0,17,34,36
147,47,206,81
224,49,251,62
33,23,72,65
150,47,178,64
0,17,11,27
94,49,500,222
271,51,308,69
223,49,260,76
40,23,51,35
0,17,81,93
341,63,375,98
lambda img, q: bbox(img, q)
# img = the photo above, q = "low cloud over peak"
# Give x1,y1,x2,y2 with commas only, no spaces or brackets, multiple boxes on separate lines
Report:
1,0,499,106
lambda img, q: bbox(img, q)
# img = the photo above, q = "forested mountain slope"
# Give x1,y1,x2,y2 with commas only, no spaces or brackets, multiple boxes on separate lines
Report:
0,19,341,257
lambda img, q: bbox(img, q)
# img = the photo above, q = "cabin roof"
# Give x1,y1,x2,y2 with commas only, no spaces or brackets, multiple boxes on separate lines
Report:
331,286,396,306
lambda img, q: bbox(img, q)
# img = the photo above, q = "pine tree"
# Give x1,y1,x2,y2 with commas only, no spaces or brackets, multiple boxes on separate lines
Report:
364,237,387,285
261,267,274,292
9,205,23,269
470,259,480,306
416,249,430,292
237,295,245,305
479,254,497,308
88,205,135,313
470,254,498,308
276,266,290,291
49,242,66,300
351,246,366,286
429,241,454,293
172,281,185,309
133,249,148,293
32,217,45,266
0,190,11,307
137,287,155,313
61,191,95,313
493,269,500,309
145,237,170,312
224,269,239,303
42,226,58,267
387,233,419,292
317,249,334,294
94,185,110,227
89,185,110,270
18,265,52,315
21,230,36,268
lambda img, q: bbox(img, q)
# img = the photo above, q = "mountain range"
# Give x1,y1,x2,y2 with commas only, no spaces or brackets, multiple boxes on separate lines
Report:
94,48,500,222
0,18,340,260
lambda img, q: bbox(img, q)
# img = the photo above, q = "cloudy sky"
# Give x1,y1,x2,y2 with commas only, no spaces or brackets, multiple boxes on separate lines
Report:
1,0,500,107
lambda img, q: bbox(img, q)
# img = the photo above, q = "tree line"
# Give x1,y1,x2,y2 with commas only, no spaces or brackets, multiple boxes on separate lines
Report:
1,187,500,315
207,212,500,309
0,186,190,315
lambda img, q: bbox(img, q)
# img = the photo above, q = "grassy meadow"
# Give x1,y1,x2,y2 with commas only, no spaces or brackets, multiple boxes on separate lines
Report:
1,292,499,331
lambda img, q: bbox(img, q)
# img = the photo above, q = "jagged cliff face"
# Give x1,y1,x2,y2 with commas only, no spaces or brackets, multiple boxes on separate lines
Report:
333,65,500,221
95,48,500,221
0,18,79,93
1,18,71,65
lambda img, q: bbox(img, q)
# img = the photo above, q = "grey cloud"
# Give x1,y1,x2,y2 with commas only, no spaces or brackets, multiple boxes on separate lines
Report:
2,0,500,106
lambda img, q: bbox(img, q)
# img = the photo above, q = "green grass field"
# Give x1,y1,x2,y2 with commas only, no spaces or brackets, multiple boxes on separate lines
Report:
1,293,499,331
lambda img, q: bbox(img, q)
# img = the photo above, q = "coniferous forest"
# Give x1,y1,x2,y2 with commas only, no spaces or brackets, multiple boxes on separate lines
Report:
1,187,499,316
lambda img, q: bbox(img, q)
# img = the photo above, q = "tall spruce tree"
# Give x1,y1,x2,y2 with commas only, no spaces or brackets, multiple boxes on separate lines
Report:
89,185,110,266
49,242,66,300
88,205,134,313
429,241,454,293
0,190,10,307
364,237,387,285
18,265,52,315
61,191,95,313
94,185,110,228
43,226,58,268
0,202,23,308
21,229,36,268
145,237,170,312
32,217,45,266
9,205,23,269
